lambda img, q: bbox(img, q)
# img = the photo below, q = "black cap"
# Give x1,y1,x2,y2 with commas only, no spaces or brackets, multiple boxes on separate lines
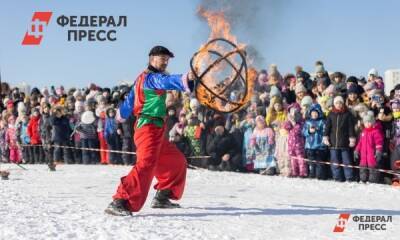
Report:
346,76,358,84
148,46,174,58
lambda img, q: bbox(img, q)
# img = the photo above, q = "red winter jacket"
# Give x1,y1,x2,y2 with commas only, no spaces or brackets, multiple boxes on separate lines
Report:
27,116,41,144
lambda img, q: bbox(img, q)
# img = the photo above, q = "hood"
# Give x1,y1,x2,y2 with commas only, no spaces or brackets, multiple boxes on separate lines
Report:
306,103,324,120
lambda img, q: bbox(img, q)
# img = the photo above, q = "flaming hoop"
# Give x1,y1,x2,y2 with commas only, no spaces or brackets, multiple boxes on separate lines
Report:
190,38,249,113
190,8,257,113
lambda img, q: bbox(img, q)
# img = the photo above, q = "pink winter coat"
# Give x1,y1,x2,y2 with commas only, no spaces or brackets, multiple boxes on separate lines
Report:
355,123,384,167
283,120,305,156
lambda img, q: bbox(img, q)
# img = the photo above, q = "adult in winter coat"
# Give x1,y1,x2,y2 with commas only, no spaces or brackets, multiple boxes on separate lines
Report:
206,121,241,172
50,107,73,164
75,110,99,164
302,103,328,179
323,96,356,181
106,46,194,216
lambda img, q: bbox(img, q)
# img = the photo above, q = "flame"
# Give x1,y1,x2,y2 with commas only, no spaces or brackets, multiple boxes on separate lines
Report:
193,6,254,113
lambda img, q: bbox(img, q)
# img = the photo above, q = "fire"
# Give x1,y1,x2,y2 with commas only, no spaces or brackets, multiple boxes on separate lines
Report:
193,6,256,113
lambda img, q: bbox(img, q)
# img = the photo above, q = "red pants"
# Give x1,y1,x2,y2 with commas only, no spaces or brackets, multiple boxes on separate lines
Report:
113,123,187,212
98,132,109,164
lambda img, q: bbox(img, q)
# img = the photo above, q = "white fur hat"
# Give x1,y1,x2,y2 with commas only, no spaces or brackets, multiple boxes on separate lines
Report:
189,98,200,110
17,102,26,113
81,111,95,124
368,68,378,77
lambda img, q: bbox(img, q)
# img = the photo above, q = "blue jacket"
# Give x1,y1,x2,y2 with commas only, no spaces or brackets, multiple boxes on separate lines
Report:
302,104,326,150
104,117,118,141
119,69,190,120
19,122,31,144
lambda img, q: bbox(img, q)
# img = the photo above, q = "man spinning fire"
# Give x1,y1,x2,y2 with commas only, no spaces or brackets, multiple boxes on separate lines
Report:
105,46,195,216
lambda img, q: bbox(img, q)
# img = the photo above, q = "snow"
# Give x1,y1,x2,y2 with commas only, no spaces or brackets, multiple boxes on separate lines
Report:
0,164,399,240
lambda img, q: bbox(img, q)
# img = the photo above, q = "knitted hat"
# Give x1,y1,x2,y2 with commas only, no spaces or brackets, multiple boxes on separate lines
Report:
368,68,378,77
362,111,375,124
324,84,336,95
295,83,307,94
315,65,325,73
6,100,14,109
269,85,281,99
301,95,313,108
333,95,344,105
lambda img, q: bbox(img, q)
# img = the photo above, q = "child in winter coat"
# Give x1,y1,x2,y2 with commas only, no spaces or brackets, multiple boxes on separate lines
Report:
40,103,54,167
71,101,85,164
389,99,400,179
284,103,307,177
96,95,109,164
267,97,290,176
18,115,31,163
247,115,276,175
6,115,22,164
0,119,8,163
27,108,43,164
184,113,201,156
240,112,256,171
302,103,328,179
104,108,122,164
354,111,384,183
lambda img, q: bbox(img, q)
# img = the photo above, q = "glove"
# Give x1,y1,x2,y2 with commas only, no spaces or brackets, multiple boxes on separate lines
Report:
349,138,356,148
375,151,383,163
322,136,330,147
353,151,360,165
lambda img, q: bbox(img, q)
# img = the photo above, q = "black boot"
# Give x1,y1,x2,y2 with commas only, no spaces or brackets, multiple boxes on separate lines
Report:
48,162,56,171
151,190,181,209
104,199,132,216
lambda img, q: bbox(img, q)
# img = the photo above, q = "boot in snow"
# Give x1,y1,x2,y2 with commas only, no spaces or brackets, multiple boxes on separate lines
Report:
151,189,181,209
104,199,132,216
48,162,56,171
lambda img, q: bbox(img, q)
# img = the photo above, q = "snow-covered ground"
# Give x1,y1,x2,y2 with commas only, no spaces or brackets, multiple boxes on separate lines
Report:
0,164,399,240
